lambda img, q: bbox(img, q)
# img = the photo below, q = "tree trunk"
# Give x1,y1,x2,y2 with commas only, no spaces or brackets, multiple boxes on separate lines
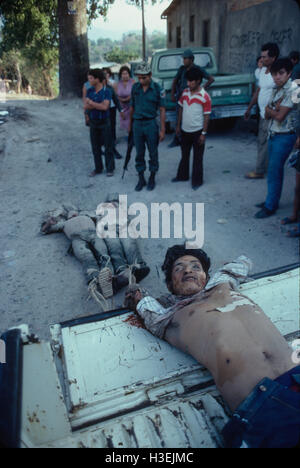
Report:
15,61,22,94
58,0,90,98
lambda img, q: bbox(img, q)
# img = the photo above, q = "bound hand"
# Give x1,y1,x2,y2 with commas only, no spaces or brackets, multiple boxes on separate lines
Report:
124,285,149,311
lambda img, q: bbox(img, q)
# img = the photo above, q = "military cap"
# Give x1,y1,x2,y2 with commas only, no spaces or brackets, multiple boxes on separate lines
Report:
134,62,152,75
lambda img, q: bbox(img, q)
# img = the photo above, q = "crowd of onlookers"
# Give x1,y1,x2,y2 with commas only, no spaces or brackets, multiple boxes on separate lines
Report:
82,44,300,237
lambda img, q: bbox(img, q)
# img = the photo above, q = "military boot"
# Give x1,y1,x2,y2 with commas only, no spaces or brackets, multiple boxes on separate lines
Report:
147,172,156,191
135,173,146,192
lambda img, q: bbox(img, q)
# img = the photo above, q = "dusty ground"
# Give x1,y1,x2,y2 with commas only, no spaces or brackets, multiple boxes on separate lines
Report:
0,96,299,340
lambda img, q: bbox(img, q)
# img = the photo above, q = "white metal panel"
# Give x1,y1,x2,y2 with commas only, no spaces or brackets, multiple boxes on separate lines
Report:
59,268,299,431
21,342,71,447
60,315,213,428
239,268,299,336
40,391,229,448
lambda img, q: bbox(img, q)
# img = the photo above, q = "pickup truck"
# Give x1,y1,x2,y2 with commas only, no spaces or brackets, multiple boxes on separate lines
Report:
151,47,256,127
0,264,299,449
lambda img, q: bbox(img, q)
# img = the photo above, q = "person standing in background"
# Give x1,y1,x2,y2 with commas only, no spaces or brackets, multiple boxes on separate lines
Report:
129,62,166,192
289,51,300,81
255,58,298,219
103,67,123,160
169,49,214,148
84,69,115,178
244,43,279,179
172,67,212,190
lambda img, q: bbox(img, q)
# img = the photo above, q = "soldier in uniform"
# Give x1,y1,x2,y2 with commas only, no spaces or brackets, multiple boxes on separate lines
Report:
129,62,166,192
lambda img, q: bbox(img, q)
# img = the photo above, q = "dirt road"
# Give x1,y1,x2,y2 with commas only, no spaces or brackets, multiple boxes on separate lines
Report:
0,97,298,339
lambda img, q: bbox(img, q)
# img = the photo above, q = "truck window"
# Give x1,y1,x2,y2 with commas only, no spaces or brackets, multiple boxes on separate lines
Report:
158,53,212,72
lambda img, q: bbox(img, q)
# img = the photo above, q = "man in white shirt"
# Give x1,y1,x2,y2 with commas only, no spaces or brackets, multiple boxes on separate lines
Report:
244,43,279,179
171,67,212,190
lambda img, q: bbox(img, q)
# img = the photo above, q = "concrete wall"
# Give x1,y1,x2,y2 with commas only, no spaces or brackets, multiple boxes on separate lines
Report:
165,0,300,73
220,0,300,73
166,0,227,61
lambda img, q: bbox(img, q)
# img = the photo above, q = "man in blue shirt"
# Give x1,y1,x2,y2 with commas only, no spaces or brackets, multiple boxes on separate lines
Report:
129,62,166,191
84,69,115,177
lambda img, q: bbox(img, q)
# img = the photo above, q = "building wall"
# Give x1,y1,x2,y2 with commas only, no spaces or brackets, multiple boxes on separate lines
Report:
165,0,300,73
220,0,300,73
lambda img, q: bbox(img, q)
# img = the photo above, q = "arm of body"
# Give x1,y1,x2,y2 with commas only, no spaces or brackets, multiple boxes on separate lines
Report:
203,75,215,90
176,106,183,136
85,98,110,112
159,106,166,142
245,87,260,120
199,114,210,145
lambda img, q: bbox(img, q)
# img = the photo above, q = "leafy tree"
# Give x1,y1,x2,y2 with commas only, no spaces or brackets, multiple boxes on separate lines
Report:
0,0,164,97
0,0,58,96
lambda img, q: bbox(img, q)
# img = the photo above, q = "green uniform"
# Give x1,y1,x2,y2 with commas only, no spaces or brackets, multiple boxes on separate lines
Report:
131,80,166,174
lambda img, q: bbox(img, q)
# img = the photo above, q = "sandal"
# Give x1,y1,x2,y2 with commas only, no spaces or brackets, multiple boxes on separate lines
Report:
287,224,300,238
281,217,297,225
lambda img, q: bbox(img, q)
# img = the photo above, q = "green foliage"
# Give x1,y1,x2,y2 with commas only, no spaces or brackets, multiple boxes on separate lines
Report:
0,0,58,96
89,31,166,64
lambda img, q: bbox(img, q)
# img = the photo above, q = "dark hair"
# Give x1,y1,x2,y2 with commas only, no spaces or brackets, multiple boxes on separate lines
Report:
289,51,300,63
119,66,131,80
270,57,293,74
185,67,203,83
162,244,211,289
87,69,95,76
261,42,280,60
103,67,112,77
89,68,105,82
256,56,262,63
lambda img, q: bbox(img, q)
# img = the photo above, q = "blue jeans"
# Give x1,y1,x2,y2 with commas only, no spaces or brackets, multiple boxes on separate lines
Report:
222,366,300,448
265,133,297,211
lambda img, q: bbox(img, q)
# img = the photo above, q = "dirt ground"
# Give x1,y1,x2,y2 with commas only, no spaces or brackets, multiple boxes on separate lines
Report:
0,96,299,340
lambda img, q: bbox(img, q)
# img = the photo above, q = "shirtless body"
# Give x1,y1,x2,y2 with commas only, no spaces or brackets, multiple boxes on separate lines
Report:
164,278,295,412
124,247,300,448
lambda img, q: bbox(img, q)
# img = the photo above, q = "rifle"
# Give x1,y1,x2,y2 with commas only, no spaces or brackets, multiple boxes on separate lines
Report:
122,131,134,179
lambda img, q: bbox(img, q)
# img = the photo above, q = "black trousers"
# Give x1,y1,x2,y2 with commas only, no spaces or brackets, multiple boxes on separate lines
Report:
109,107,117,144
176,129,205,186
89,119,115,173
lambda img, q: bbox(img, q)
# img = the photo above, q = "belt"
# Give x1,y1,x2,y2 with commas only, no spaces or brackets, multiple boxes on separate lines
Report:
270,131,296,136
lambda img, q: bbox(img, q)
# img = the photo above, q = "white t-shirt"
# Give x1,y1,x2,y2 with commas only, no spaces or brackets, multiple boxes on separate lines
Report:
178,87,212,133
258,67,275,119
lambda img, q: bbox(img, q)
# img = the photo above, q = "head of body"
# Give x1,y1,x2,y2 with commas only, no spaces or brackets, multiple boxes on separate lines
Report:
186,67,203,93
134,62,152,88
88,68,106,91
183,49,195,69
261,42,280,70
270,57,293,88
288,51,300,67
41,204,79,234
119,65,131,83
162,244,211,296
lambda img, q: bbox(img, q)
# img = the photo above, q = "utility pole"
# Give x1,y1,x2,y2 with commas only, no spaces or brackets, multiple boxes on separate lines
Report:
141,0,146,61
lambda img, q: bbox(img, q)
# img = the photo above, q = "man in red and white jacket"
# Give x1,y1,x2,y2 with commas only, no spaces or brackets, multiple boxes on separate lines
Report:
172,67,212,190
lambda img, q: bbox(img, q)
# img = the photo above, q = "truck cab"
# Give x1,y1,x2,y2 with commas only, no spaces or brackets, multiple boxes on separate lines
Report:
151,47,255,124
